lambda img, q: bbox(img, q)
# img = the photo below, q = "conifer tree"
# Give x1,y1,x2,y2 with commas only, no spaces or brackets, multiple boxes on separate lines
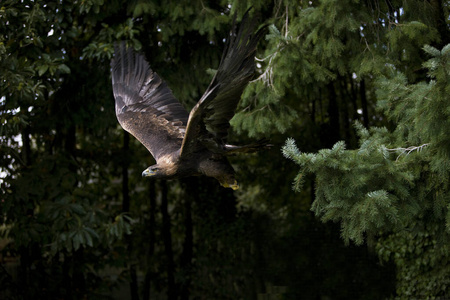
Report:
281,1,450,297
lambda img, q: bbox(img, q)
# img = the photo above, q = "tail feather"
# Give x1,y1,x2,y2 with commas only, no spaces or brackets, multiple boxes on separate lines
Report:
224,139,272,155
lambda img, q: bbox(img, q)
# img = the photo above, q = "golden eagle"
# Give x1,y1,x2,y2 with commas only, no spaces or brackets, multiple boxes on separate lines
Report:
111,12,266,189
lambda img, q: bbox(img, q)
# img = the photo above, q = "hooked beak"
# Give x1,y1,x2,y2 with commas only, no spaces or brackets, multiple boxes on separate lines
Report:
142,168,155,177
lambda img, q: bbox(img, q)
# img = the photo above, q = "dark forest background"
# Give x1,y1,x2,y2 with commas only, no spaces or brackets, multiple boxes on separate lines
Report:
1,0,449,299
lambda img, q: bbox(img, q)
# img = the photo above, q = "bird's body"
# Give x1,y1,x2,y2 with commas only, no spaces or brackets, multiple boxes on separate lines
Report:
111,11,267,189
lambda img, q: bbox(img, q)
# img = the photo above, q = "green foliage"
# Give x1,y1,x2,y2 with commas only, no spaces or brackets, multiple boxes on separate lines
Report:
231,82,298,138
278,0,450,298
377,44,450,180
284,126,415,245
377,221,450,297
232,22,301,138
284,40,450,299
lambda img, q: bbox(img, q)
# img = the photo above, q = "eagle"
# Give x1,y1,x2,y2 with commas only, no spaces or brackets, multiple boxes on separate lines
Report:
111,12,267,190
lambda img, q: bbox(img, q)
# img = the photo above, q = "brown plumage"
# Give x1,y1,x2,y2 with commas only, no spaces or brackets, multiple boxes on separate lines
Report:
111,11,267,189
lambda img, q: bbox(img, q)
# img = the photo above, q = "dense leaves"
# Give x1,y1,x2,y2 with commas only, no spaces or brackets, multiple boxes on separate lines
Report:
283,1,450,297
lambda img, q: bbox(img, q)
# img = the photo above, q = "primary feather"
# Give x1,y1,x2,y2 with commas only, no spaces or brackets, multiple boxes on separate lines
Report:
181,12,267,156
111,42,189,161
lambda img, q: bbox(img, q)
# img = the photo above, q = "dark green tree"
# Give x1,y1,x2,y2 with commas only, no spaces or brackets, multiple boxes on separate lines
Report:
281,0,450,297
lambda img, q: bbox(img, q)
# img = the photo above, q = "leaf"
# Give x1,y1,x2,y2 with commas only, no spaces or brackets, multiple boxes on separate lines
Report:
73,233,81,251
83,229,93,247
58,64,71,74
37,65,48,76
70,203,85,215
423,45,440,57
84,227,100,239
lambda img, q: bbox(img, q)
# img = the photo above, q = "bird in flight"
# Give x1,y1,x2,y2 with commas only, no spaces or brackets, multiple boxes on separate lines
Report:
111,11,267,190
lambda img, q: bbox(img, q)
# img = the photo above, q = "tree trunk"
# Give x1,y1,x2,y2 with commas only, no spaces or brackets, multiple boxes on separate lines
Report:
430,0,450,47
328,82,340,135
180,179,194,300
122,131,130,213
143,180,156,300
21,126,31,167
129,264,140,300
322,82,341,147
360,79,369,128
161,181,177,300
121,131,139,300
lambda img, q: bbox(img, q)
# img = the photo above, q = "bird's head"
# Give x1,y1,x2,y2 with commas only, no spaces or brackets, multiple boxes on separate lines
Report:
142,165,165,178
142,162,178,178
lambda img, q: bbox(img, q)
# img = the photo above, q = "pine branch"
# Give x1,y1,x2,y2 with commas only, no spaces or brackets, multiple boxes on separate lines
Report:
386,143,429,161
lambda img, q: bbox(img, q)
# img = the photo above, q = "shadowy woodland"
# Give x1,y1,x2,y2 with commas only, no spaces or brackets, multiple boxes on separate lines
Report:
1,0,449,299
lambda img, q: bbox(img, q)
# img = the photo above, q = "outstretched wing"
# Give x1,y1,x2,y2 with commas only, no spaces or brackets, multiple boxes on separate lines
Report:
180,10,267,157
111,42,189,162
